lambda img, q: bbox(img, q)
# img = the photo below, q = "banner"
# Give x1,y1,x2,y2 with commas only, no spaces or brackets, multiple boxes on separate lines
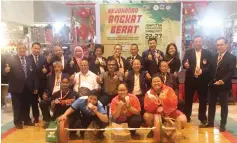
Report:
100,3,181,57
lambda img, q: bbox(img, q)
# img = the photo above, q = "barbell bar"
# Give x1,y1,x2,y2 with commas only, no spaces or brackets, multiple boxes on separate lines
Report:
46,126,176,131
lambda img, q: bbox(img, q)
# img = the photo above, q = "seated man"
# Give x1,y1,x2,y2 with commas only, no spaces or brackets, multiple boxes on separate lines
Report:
72,59,100,93
143,75,187,138
58,90,108,139
97,57,123,107
50,76,78,119
156,61,184,112
40,61,69,128
110,83,142,137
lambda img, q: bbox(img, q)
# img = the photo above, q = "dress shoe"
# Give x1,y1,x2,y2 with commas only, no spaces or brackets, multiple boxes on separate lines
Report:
24,121,35,126
199,123,214,128
43,122,49,129
15,125,23,129
33,118,39,124
187,118,191,123
219,125,226,132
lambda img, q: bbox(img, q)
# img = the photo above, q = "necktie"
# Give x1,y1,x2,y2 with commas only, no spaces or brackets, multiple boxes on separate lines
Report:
35,56,38,66
21,57,27,78
217,54,222,65
118,58,122,68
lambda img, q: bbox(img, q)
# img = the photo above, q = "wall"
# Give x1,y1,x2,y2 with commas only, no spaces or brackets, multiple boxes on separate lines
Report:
1,1,34,25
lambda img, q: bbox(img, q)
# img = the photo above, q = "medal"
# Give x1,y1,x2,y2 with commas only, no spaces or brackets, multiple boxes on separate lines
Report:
203,59,207,65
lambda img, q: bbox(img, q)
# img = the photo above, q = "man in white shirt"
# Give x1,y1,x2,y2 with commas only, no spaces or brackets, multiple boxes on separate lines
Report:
73,59,100,93
182,35,212,126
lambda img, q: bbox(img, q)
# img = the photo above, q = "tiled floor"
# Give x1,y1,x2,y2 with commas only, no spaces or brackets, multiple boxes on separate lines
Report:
1,103,237,143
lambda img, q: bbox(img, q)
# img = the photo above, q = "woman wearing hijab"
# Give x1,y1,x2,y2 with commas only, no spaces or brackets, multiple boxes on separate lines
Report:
68,46,84,75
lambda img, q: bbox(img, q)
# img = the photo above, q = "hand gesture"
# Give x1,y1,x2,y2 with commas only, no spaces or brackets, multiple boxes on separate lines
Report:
146,71,151,79
96,76,103,84
95,59,100,65
70,60,74,66
214,80,224,85
42,65,47,73
184,59,190,69
46,55,51,64
34,90,38,94
51,100,56,107
58,114,67,122
118,101,125,109
5,64,10,73
42,93,48,100
124,71,129,80
91,105,98,113
148,54,153,60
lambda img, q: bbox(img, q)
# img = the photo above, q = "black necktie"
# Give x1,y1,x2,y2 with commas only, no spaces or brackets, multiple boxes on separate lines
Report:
21,57,27,78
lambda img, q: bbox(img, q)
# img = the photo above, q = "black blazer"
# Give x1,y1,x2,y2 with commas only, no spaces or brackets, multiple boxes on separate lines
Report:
182,48,212,86
44,73,69,97
156,72,179,95
210,52,236,90
28,54,50,89
88,55,107,75
164,56,181,74
142,49,164,76
4,55,38,94
126,71,149,95
126,54,143,71
67,57,80,75
51,55,70,74
108,56,128,72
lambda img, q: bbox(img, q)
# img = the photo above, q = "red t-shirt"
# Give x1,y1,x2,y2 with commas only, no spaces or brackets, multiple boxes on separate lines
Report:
111,93,141,122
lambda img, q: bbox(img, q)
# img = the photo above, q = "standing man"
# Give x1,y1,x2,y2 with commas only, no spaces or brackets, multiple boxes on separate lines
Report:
108,44,128,74
4,43,37,128
28,42,50,123
182,36,212,125
201,37,236,132
142,38,164,76
126,44,143,71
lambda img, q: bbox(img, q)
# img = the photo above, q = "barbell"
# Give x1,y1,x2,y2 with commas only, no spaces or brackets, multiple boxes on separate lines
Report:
46,114,175,143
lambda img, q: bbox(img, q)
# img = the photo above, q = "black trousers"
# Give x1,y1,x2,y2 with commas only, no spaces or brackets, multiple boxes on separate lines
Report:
39,99,51,122
99,93,117,106
114,115,142,135
208,87,229,126
136,95,145,116
184,83,208,122
11,85,31,126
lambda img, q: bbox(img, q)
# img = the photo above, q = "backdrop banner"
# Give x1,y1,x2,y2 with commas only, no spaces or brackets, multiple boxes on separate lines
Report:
100,3,181,57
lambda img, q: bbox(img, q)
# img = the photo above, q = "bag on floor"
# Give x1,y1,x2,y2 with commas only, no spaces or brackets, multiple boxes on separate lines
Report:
46,120,59,143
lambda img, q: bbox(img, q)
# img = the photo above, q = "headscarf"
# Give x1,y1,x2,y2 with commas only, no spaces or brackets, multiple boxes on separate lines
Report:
73,46,84,66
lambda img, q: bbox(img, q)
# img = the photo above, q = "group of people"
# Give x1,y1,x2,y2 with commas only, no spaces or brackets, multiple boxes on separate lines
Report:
3,35,236,140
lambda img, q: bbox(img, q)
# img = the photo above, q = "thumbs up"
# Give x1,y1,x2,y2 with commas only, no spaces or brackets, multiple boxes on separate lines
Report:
5,64,10,73
42,65,47,73
184,59,190,69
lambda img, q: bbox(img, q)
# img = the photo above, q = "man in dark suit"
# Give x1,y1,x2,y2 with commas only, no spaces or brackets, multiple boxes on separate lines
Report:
40,61,69,128
157,61,179,94
4,43,37,129
108,44,128,74
126,44,143,71
51,45,70,73
28,42,50,123
142,38,164,76
201,37,236,132
182,35,212,125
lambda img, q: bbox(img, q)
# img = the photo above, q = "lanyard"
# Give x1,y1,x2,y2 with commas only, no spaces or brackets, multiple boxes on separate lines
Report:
60,90,70,99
